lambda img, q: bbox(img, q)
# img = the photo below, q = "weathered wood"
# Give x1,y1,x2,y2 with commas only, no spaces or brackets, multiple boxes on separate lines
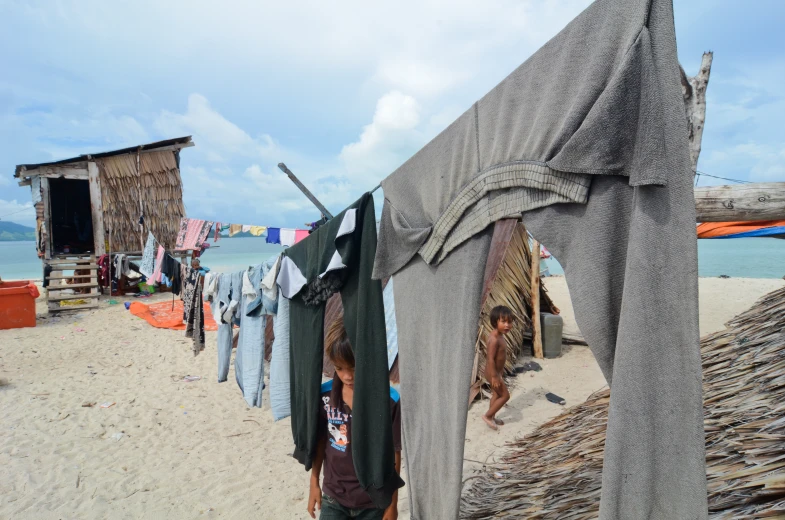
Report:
530,239,543,359
47,292,100,301
278,162,333,219
46,274,95,280
17,179,31,187
42,264,99,270
87,162,106,255
681,52,713,172
47,257,96,265
695,182,785,222
46,283,99,290
40,177,52,260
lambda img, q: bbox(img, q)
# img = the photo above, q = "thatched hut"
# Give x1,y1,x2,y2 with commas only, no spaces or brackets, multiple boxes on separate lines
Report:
13,137,193,310
461,285,785,519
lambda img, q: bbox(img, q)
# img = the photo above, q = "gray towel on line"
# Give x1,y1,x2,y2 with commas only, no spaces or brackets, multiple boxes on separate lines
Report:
373,0,707,518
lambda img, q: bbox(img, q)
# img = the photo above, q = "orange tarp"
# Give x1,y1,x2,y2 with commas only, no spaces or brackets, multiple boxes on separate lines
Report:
129,300,218,331
697,220,785,238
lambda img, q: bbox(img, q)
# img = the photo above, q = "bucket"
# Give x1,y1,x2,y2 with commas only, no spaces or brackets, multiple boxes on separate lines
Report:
0,281,39,330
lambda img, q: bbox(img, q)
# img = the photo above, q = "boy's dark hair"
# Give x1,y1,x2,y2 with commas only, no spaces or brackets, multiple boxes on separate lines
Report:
326,318,355,368
490,305,514,328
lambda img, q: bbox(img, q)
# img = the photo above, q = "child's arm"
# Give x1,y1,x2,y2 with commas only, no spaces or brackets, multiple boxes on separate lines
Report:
485,335,503,392
307,439,326,519
383,451,403,520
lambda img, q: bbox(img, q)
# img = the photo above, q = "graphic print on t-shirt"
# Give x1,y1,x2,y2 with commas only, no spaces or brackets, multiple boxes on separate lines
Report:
323,395,350,453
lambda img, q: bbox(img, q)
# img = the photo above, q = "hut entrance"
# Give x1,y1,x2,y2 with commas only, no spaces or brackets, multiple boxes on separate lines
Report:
48,177,95,255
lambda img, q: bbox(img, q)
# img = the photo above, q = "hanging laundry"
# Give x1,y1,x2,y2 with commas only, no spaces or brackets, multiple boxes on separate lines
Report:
371,0,706,516
184,269,205,356
234,255,279,408
161,255,183,295
217,271,242,383
175,218,214,250
266,227,281,244
139,232,157,278
249,225,267,237
294,229,309,244
260,254,280,302
280,228,296,247
181,266,200,324
269,291,290,421
113,254,130,279
151,246,165,283
278,192,403,509
229,224,243,237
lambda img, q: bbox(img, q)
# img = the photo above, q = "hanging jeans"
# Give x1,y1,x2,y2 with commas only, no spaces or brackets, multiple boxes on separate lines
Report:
217,271,242,383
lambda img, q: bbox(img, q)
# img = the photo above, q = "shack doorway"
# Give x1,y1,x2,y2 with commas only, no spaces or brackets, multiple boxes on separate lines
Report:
48,177,95,255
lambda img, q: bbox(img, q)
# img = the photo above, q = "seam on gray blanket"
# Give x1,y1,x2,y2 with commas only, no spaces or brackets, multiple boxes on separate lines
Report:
418,161,590,263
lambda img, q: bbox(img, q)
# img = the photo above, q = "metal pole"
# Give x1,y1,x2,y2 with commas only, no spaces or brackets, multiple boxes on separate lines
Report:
277,162,333,219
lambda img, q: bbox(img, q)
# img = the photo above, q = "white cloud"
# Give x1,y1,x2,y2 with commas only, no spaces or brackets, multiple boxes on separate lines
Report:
0,199,36,226
155,94,255,154
340,91,423,181
374,59,471,98
703,142,785,182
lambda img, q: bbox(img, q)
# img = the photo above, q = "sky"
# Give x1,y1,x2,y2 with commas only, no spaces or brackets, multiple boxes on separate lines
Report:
1,0,783,228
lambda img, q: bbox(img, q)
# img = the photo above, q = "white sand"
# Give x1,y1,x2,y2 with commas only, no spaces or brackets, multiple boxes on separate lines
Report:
1,276,782,519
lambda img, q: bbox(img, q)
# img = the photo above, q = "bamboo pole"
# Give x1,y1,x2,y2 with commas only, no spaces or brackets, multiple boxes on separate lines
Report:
530,239,543,359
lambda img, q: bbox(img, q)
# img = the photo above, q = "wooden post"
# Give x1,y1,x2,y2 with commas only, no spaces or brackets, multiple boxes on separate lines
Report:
530,239,543,359
40,176,52,260
278,162,333,219
695,182,785,222
681,52,713,173
87,162,106,256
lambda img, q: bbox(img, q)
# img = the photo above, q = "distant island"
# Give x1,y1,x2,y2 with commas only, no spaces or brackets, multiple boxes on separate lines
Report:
0,221,35,242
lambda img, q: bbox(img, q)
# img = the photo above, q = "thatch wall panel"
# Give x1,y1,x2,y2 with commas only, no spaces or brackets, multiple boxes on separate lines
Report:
97,151,185,252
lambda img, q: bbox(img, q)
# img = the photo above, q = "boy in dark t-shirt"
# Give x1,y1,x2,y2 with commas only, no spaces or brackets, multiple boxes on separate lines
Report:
307,320,402,520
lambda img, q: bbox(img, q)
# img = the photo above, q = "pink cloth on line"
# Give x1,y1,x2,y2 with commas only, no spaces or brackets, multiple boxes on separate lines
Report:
294,229,310,244
176,218,214,250
151,245,165,283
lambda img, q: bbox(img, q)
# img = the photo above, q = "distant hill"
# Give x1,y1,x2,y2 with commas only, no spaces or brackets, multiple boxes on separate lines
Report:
0,221,35,242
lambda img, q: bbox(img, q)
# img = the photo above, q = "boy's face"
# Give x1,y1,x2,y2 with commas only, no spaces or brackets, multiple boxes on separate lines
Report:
496,316,513,335
334,362,355,390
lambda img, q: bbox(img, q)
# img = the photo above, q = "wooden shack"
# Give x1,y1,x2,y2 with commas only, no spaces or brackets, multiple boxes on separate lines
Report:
13,136,194,311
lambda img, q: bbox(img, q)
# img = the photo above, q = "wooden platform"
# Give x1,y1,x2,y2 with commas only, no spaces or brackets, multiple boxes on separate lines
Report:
45,254,101,313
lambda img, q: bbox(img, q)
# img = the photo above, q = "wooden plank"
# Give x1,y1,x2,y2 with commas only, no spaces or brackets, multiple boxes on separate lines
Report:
47,258,95,265
42,264,98,270
46,283,99,290
18,179,31,187
48,292,100,301
695,182,785,222
87,162,106,255
530,239,543,359
46,274,95,280
41,177,52,260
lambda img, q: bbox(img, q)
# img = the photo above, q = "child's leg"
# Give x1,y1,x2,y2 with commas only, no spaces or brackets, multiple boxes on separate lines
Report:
484,383,510,424
483,389,501,430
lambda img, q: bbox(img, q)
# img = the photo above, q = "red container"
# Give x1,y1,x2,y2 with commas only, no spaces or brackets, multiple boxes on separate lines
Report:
0,281,39,330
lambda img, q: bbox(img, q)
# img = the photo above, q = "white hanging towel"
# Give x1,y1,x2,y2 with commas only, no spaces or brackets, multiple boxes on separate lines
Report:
280,228,296,247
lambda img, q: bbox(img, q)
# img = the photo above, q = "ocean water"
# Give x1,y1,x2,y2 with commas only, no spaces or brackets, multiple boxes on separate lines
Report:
0,237,783,281
543,237,785,279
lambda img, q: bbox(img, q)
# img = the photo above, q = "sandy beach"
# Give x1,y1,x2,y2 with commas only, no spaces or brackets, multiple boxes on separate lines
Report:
1,276,782,520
